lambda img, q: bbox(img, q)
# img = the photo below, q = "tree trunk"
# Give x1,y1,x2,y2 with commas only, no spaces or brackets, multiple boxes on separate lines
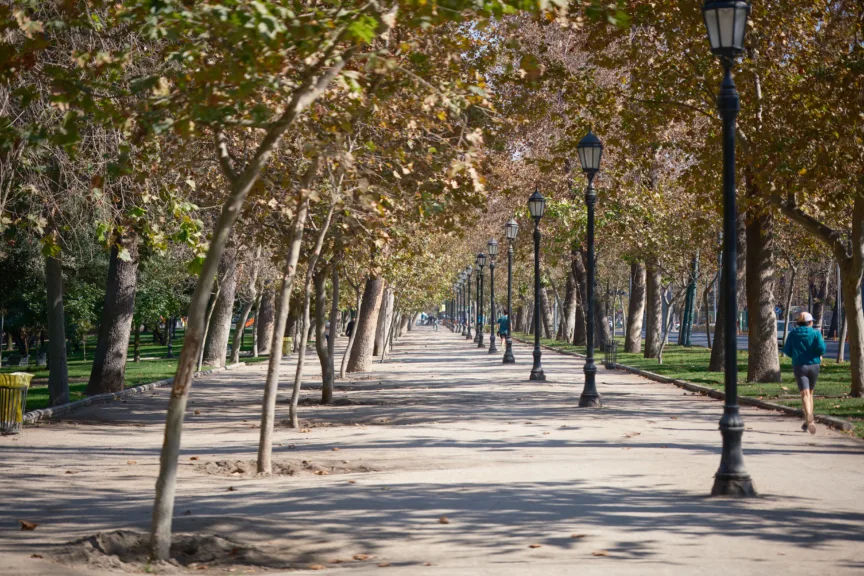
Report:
406,311,415,331
256,286,276,355
202,250,238,367
561,271,578,342
781,266,797,349
313,266,334,405
230,248,262,365
45,252,69,406
644,264,662,358
594,290,612,351
704,281,713,349
134,325,142,362
571,250,588,346
812,263,830,328
257,194,313,472
398,314,410,337
347,276,385,372
625,261,646,353
340,285,362,379
539,284,553,339
840,262,863,394
87,236,139,395
373,286,389,356
745,200,781,382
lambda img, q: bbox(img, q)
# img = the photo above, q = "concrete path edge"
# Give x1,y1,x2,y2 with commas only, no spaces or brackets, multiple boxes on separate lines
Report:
511,336,854,433
22,362,247,425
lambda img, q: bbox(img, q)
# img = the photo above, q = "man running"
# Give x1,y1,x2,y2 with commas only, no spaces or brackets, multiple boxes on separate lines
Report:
783,311,826,434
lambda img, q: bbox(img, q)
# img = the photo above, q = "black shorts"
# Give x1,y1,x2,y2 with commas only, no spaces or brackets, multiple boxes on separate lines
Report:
793,364,820,392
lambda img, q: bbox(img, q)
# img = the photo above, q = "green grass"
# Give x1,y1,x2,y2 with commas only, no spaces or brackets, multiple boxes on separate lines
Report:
1,328,269,411
514,331,864,439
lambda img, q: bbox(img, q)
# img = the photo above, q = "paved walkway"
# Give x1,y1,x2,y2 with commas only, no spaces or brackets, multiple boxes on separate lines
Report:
2,327,864,575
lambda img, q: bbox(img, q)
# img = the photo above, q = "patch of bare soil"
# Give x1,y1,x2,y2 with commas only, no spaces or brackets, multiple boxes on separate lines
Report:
193,458,377,478
51,530,291,573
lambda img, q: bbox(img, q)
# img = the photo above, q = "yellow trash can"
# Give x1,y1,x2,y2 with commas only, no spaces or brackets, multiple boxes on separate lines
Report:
0,372,33,435
282,337,293,356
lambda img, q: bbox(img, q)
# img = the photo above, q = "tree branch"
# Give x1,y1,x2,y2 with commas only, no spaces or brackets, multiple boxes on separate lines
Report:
770,194,848,260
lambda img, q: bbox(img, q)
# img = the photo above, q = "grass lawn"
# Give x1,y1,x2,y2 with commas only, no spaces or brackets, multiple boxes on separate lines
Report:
513,331,864,439
1,328,269,412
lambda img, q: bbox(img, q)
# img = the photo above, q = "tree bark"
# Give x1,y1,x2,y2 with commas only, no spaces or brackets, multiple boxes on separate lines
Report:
202,249,238,367
745,200,781,382
313,265,335,406
230,248,262,365
340,284,362,379
256,286,276,355
539,283,553,339
625,261,646,353
571,250,588,346
347,276,385,372
87,236,139,395
251,294,261,357
644,264,662,358
812,263,830,328
373,286,389,356
561,270,578,342
45,252,69,406
781,266,797,349
594,290,612,351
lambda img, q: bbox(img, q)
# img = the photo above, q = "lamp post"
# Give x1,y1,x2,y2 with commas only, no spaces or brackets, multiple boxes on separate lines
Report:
476,253,486,348
702,0,756,497
488,238,499,354
528,190,546,381
577,130,603,408
465,267,473,340
503,219,518,364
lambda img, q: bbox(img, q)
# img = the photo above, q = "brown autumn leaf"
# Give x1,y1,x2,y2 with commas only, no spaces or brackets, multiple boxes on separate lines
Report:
424,562,434,566
127,460,137,465
348,480,356,484
194,410,201,415
227,486,236,492
571,534,586,539
329,559,344,564
332,447,340,451
19,520,38,531
438,516,450,524
314,470,329,476
30,554,43,559
299,428,312,433
309,564,327,570
190,456,199,461
64,470,78,474
353,554,371,561
592,550,609,557
378,562,391,567
528,544,542,549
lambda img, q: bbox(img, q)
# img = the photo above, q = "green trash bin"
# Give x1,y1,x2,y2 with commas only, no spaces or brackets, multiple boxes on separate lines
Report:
0,372,33,435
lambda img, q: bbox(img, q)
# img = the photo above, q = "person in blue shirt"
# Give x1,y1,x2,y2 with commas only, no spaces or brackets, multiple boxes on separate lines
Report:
783,311,827,434
497,313,510,340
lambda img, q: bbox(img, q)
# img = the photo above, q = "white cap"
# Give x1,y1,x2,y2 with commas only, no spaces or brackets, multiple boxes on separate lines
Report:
798,312,814,323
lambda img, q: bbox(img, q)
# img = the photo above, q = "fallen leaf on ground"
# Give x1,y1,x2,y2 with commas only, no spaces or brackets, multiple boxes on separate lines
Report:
623,447,631,450
30,554,43,558
353,554,371,561
669,417,678,420
227,486,236,492
184,510,191,515
378,562,391,567
194,410,201,415
19,520,38,531
126,460,137,465
542,432,550,435
309,564,327,570
190,456,199,461
571,534,586,539
196,566,207,570
64,470,78,474
348,480,356,484
592,550,609,556
529,544,542,549
314,470,329,476
780,386,789,392
299,428,312,433
332,447,340,451
329,559,344,564
438,516,450,524
424,562,434,566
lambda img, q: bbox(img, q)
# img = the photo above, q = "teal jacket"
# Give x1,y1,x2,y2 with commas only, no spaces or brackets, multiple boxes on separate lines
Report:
783,326,826,367
497,316,510,334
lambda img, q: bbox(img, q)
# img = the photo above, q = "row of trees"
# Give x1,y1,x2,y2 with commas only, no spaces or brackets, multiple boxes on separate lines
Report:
3,0,861,562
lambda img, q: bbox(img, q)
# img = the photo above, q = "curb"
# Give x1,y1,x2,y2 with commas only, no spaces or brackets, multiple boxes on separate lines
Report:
511,336,855,432
22,362,247,425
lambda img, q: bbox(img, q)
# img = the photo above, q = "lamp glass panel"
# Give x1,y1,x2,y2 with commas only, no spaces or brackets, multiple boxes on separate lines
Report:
704,9,720,49
733,5,748,48
718,7,735,47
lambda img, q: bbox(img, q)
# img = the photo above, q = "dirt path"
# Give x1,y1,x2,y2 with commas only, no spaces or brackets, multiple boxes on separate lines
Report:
2,327,863,575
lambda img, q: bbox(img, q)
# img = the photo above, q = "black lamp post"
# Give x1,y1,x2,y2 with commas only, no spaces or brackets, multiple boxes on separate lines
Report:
702,0,756,497
488,238,499,354
503,218,518,364
465,268,473,340
528,190,546,381
577,129,603,408
476,252,486,348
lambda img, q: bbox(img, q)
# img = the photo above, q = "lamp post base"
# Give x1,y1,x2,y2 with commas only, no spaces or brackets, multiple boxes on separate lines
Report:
488,337,497,354
578,392,601,407
477,333,484,348
711,474,757,497
465,327,472,340
530,369,546,381
503,338,515,364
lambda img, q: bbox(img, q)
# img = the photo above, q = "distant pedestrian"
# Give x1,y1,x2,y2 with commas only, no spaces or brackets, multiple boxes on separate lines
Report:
783,311,826,434
345,318,355,338
432,317,438,332
497,313,510,340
